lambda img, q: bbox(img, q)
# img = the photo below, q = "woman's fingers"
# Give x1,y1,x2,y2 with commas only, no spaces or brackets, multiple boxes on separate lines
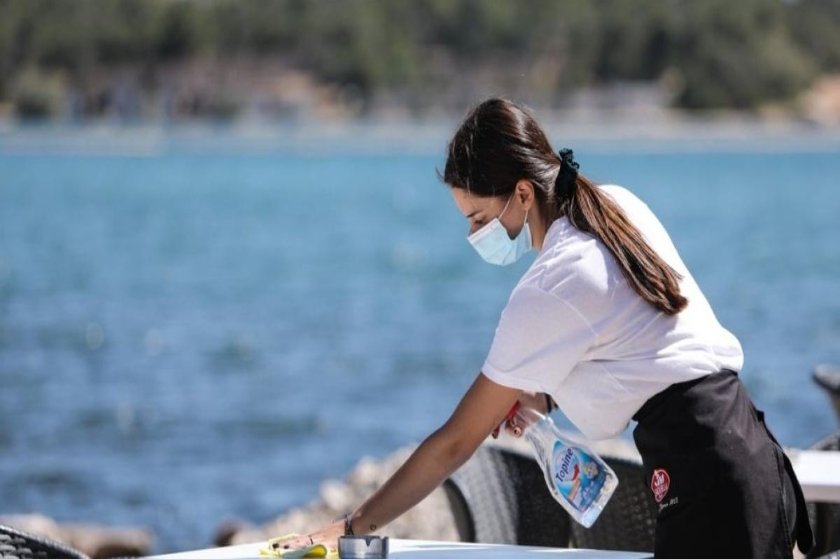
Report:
284,533,324,549
504,416,523,438
277,535,308,550
266,534,304,552
291,520,344,550
491,393,547,440
491,398,527,439
287,537,307,550
492,421,520,439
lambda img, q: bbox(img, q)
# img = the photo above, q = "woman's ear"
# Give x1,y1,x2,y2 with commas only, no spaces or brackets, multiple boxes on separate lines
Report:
515,179,535,211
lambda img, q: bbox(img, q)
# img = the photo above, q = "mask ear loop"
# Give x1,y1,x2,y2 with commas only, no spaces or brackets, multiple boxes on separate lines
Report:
498,191,515,220
520,197,532,248
503,189,530,238
501,189,532,247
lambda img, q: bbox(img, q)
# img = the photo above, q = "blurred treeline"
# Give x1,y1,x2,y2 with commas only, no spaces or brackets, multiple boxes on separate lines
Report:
1,0,839,119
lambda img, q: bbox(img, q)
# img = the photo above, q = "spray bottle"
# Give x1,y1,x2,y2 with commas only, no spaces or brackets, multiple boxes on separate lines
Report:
504,402,618,527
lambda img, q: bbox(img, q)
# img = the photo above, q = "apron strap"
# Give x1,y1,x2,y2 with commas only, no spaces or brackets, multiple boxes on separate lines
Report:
755,407,815,553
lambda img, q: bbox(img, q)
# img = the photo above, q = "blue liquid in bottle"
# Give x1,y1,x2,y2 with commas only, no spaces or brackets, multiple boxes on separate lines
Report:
511,405,618,528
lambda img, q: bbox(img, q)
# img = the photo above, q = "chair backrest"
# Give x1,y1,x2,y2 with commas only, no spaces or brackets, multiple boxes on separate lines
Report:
442,444,571,547
813,365,840,425
0,524,90,559
568,455,657,553
807,431,840,558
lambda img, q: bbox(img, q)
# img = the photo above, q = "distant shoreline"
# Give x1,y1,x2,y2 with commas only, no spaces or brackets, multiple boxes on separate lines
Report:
2,112,840,157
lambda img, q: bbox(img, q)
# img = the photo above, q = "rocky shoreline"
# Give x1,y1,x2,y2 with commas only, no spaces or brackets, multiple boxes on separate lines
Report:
216,445,461,548
218,435,638,547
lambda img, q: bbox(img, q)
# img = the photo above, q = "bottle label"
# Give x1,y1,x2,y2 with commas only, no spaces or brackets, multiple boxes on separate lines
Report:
551,441,607,512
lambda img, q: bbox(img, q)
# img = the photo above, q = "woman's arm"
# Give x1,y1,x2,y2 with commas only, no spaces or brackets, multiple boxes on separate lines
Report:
279,372,522,551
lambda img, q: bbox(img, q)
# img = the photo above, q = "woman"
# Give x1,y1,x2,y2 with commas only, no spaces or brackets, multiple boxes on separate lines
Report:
283,98,813,558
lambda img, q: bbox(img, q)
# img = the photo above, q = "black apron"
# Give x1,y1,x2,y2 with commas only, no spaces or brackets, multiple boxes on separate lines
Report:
632,370,813,559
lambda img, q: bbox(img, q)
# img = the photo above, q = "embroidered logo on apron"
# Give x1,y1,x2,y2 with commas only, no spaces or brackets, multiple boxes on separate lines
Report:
651,468,671,503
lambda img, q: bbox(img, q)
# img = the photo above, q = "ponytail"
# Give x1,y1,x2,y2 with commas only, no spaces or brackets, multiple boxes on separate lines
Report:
555,150,688,315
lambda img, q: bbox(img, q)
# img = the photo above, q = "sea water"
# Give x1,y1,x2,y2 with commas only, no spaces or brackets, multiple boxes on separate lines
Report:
1,125,838,551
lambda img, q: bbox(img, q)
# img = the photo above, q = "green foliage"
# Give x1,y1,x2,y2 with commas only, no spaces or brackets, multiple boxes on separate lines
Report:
0,0,838,115
784,0,840,70
10,66,65,118
666,0,819,109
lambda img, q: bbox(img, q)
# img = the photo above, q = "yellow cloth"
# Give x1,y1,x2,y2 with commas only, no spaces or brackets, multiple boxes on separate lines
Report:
259,534,336,558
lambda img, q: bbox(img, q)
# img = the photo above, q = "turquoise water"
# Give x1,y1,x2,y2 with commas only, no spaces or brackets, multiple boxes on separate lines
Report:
1,126,839,551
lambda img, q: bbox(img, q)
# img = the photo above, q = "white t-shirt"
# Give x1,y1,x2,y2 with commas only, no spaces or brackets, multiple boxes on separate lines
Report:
481,184,743,440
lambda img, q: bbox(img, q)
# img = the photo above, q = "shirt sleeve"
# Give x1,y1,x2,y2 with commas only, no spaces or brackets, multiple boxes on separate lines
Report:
481,285,597,394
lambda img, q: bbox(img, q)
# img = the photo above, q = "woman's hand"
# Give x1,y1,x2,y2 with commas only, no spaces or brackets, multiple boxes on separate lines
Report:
269,520,344,554
492,391,553,439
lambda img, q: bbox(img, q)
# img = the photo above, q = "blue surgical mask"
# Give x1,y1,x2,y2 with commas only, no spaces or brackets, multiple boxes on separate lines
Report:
468,194,532,266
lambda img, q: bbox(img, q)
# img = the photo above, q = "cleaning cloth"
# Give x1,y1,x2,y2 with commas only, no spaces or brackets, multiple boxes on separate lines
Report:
259,533,337,559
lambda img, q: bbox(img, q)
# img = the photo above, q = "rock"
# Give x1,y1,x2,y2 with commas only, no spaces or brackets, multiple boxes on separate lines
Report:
802,74,840,125
223,444,459,546
62,523,153,559
319,479,352,512
214,519,255,547
0,513,153,559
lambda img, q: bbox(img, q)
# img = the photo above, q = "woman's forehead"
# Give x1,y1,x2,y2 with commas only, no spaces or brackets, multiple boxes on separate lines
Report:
451,187,499,217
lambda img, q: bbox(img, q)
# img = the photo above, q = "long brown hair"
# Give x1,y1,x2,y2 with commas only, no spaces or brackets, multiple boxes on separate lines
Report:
441,98,687,315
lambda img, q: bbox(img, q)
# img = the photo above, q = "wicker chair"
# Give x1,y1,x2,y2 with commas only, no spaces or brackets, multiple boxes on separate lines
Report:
0,524,89,559
807,431,840,558
568,455,656,552
442,444,571,547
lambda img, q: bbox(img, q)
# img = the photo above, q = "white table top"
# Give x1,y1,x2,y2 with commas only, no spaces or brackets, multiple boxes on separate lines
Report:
148,539,653,559
789,449,840,503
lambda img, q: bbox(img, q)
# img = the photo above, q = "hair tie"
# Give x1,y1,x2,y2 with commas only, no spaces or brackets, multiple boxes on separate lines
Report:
555,148,579,200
